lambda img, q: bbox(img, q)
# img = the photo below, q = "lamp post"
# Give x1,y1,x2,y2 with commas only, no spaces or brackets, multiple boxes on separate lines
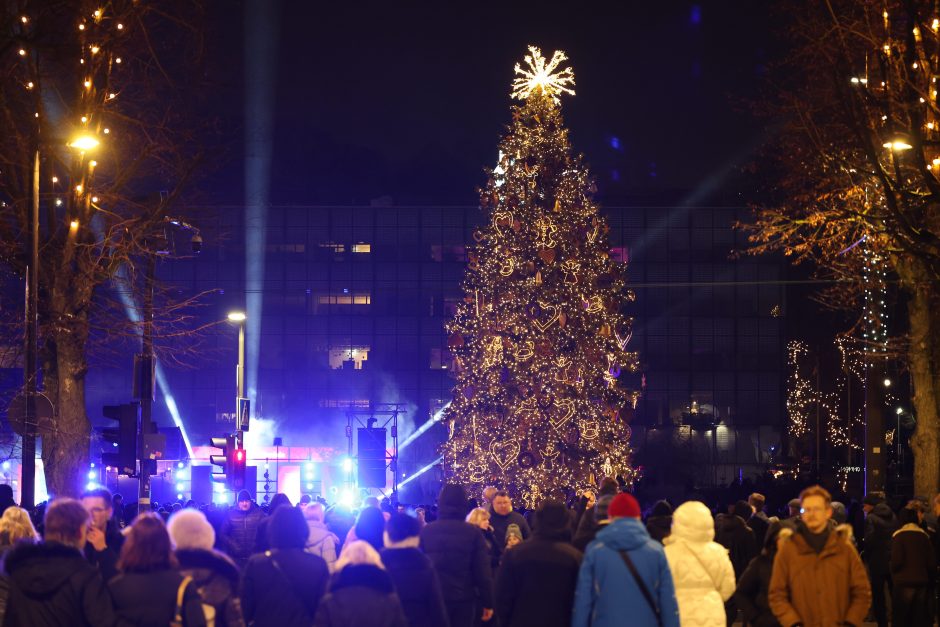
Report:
228,312,247,450
21,133,100,508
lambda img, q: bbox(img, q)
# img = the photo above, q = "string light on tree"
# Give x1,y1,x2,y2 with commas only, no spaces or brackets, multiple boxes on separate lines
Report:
443,47,640,499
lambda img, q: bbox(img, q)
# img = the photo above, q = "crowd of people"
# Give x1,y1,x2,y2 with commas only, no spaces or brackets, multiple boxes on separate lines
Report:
0,479,934,626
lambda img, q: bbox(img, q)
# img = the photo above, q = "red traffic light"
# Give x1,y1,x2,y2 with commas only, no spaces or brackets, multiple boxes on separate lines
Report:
235,449,245,462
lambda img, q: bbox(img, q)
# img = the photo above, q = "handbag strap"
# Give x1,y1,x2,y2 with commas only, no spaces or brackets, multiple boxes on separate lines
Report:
265,550,318,618
618,550,663,627
683,541,719,589
174,575,193,624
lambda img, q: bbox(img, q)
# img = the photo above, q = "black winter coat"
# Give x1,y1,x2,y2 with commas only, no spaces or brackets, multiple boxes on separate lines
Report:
864,502,897,573
380,547,449,627
489,511,531,549
176,548,245,627
748,511,771,546
221,505,264,565
890,523,937,587
84,523,124,583
715,514,758,578
241,548,329,627
2,541,123,627
419,510,494,609
109,568,207,627
313,565,408,627
494,532,582,627
733,553,781,627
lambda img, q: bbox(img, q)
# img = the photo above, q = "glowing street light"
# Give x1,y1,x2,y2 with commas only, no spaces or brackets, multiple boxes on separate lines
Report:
882,138,912,151
68,134,100,151
227,311,247,322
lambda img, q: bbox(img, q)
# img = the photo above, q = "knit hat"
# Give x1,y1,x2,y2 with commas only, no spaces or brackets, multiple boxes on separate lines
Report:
863,492,885,507
236,489,251,503
649,500,673,518
607,493,641,519
595,494,614,522
506,523,523,542
438,484,468,519
167,509,215,550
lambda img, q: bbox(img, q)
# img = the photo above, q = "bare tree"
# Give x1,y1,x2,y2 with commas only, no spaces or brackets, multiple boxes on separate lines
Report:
0,0,219,496
742,0,940,496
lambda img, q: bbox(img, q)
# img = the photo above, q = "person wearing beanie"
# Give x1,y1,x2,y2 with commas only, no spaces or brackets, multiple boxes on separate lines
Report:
664,501,736,627
504,523,523,549
220,489,263,569
380,513,449,627
573,493,615,551
572,493,680,627
495,499,583,627
168,509,245,627
420,484,494,627
243,506,330,627
646,500,674,545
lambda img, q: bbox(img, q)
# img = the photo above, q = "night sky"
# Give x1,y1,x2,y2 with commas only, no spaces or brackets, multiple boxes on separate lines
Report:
206,1,777,205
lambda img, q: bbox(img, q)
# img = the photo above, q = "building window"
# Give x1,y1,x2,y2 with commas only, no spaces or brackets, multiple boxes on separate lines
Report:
430,245,468,262
351,243,371,253
313,292,371,313
430,348,454,370
328,346,370,370
609,246,628,263
319,243,345,253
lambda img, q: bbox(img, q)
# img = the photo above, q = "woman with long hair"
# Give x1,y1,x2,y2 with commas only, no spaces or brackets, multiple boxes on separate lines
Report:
0,506,38,554
108,513,207,626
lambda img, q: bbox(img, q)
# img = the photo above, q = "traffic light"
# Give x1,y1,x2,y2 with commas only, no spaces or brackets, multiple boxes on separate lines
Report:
231,448,246,490
209,435,236,488
102,403,139,476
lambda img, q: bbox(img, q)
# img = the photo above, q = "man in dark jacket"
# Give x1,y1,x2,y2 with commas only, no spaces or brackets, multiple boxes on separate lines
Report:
81,487,124,582
221,490,264,568
573,494,613,551
863,492,897,627
495,499,582,627
420,484,494,627
3,498,124,627
489,491,531,549
381,512,449,627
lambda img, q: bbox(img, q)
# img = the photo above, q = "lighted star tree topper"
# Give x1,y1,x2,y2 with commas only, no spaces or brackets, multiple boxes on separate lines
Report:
442,47,641,504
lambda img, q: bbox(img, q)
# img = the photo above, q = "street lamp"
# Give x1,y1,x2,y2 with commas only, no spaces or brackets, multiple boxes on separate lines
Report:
21,132,103,508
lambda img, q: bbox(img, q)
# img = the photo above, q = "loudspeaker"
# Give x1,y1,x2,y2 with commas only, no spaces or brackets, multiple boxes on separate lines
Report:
357,428,387,487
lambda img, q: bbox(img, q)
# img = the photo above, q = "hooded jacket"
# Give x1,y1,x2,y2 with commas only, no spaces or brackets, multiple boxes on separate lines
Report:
2,541,123,627
572,517,680,627
863,502,897,573
768,522,871,627
419,485,494,609
312,564,408,627
242,548,330,627
664,502,736,627
176,547,245,627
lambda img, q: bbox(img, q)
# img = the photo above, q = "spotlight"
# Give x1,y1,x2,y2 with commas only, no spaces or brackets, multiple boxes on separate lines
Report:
883,378,892,387
342,457,354,473
177,462,185,469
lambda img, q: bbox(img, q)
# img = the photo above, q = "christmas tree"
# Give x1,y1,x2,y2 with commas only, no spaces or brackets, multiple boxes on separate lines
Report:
442,47,640,504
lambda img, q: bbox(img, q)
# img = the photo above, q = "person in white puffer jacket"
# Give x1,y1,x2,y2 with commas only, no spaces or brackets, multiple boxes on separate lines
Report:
664,501,736,627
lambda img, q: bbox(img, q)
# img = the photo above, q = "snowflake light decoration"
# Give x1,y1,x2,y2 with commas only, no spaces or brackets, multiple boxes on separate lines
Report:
511,46,575,104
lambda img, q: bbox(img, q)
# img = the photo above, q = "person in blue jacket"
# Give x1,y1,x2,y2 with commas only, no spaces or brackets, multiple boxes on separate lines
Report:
572,493,680,627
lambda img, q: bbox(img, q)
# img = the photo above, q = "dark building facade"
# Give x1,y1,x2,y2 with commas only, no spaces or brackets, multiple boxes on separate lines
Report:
83,202,788,498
